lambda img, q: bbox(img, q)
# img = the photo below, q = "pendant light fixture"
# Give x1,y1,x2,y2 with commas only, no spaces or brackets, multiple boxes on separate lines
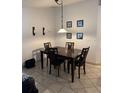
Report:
55,0,67,33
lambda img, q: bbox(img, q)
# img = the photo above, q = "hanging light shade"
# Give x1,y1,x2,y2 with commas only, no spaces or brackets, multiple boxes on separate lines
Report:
58,28,67,33
55,0,67,33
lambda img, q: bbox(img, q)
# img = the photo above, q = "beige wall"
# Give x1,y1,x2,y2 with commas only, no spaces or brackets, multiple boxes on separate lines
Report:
96,6,101,64
22,0,101,64
55,0,100,64
22,8,56,62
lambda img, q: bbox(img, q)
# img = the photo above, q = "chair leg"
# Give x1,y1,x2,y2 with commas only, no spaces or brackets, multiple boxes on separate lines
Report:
83,63,86,74
46,56,48,67
49,62,51,74
74,63,76,70
64,62,66,72
58,66,60,77
67,62,70,73
78,65,80,79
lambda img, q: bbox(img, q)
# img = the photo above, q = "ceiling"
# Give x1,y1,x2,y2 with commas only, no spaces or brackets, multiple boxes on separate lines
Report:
22,0,86,8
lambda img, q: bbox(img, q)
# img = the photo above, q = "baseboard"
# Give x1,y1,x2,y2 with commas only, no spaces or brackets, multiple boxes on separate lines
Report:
86,61,101,65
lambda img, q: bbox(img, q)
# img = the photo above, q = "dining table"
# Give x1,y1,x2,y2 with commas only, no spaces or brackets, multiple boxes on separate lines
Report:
40,46,81,83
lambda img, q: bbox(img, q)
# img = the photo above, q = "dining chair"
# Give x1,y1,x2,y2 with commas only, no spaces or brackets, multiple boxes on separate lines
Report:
65,42,74,72
44,42,52,66
65,42,74,49
47,48,65,77
68,47,90,78
44,42,52,50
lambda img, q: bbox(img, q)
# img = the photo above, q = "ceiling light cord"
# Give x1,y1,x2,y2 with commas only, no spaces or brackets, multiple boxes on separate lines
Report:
55,0,63,28
61,0,63,29
55,0,67,33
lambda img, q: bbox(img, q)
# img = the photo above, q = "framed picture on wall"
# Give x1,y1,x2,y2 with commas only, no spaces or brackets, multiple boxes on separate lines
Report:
76,32,83,39
66,33,72,39
66,21,72,28
77,20,84,27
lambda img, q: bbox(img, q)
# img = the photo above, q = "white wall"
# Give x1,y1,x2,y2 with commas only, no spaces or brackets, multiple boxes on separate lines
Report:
55,0,100,64
96,6,101,64
22,0,101,64
22,8,56,62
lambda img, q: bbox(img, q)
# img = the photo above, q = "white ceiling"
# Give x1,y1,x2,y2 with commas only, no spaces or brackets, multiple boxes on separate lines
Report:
22,0,86,8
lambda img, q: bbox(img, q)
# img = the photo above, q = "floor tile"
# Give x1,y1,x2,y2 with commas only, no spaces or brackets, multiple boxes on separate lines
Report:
22,61,101,93
73,88,86,93
85,87,99,93
59,86,74,93
81,79,95,88
70,80,84,89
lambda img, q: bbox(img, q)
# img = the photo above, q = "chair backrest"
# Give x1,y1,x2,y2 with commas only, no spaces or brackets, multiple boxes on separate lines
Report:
81,47,90,60
65,42,74,49
47,48,58,54
44,42,52,50
75,47,90,65
47,48,59,65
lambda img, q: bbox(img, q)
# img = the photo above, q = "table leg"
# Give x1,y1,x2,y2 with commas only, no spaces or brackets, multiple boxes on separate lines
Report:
71,59,74,82
40,51,43,69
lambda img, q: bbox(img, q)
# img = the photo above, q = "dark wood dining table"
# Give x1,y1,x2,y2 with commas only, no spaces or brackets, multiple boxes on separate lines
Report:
40,46,81,83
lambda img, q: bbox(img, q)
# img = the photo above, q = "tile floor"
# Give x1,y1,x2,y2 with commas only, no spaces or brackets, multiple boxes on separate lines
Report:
22,60,101,93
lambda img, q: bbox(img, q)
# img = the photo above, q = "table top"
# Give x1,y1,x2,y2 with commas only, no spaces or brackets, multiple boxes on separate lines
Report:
40,46,81,59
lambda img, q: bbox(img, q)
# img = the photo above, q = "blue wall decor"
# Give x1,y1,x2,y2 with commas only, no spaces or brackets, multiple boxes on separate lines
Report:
77,20,84,27
76,32,83,39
